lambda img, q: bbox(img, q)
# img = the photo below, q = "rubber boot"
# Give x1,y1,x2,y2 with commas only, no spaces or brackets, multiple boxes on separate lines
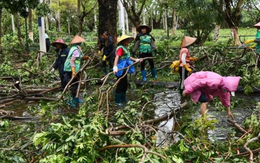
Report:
121,92,127,103
141,70,147,82
67,99,76,107
151,68,157,78
73,97,84,104
103,67,107,75
115,93,123,106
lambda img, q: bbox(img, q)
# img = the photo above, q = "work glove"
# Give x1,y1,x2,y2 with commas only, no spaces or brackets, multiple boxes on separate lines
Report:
244,39,254,44
51,68,55,74
102,55,107,61
170,60,181,69
184,64,192,73
98,50,101,57
190,57,198,61
113,66,118,73
82,55,92,60
135,59,140,62
71,67,76,78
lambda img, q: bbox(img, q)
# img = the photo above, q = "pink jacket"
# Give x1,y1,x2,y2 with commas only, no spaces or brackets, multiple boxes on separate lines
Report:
184,71,241,107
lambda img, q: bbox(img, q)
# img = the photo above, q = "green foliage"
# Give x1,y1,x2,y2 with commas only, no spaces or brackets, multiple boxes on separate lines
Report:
33,113,106,163
178,0,216,45
35,3,51,16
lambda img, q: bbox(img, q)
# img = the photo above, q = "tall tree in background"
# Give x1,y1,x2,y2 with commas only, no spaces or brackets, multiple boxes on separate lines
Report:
244,0,260,25
98,0,117,38
0,0,39,53
212,0,245,46
121,0,147,27
179,0,216,45
77,0,97,36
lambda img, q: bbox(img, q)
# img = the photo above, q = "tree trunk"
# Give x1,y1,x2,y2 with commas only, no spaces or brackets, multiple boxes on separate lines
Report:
77,0,82,36
56,11,61,32
14,13,23,49
214,24,221,41
0,8,2,54
98,0,117,38
231,27,241,46
45,16,49,30
11,15,15,32
67,18,71,35
29,8,33,41
172,8,177,35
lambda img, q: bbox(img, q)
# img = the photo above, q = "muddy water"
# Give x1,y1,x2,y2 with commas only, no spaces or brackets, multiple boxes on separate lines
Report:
153,90,258,146
2,87,258,143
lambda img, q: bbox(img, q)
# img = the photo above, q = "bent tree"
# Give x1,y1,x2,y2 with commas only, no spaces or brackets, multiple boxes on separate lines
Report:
212,0,245,46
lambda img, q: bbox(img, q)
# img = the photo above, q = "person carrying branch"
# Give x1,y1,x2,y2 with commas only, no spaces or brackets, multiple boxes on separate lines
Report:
183,71,240,119
132,25,157,82
113,35,143,106
51,38,70,89
179,36,198,94
63,35,91,107
98,31,115,75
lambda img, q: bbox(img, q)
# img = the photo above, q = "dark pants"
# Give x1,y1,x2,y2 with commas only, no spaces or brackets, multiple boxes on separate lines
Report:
103,53,115,72
139,52,155,70
115,71,128,94
63,72,79,98
46,38,50,52
60,75,66,89
198,91,208,103
179,66,189,93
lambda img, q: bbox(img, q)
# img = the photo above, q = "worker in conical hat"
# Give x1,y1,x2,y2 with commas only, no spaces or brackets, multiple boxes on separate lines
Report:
179,36,198,94
113,35,143,106
63,35,91,107
133,24,158,82
51,38,70,89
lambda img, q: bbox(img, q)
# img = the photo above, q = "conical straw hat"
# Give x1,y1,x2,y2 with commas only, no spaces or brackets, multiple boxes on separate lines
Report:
70,35,86,44
254,22,260,28
117,35,134,44
180,36,197,47
136,24,152,33
51,38,67,48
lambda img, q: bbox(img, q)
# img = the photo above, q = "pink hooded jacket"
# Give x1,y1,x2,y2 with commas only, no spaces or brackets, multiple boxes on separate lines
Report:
184,71,241,107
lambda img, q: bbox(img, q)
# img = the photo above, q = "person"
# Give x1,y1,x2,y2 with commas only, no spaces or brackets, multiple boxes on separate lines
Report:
243,22,260,54
179,36,198,94
113,35,143,106
182,71,241,119
45,30,50,52
98,31,115,75
132,24,157,82
254,22,260,54
51,38,70,89
63,35,91,107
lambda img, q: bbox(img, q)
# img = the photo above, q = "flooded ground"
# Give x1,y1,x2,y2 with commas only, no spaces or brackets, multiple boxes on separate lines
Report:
1,86,258,145
153,90,258,146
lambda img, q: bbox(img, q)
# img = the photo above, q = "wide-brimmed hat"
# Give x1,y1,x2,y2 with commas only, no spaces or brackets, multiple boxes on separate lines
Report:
117,35,134,44
254,22,260,28
136,25,152,33
180,36,197,47
70,35,86,44
51,38,67,48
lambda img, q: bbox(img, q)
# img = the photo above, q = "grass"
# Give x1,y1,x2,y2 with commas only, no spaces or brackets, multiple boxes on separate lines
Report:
149,28,258,47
